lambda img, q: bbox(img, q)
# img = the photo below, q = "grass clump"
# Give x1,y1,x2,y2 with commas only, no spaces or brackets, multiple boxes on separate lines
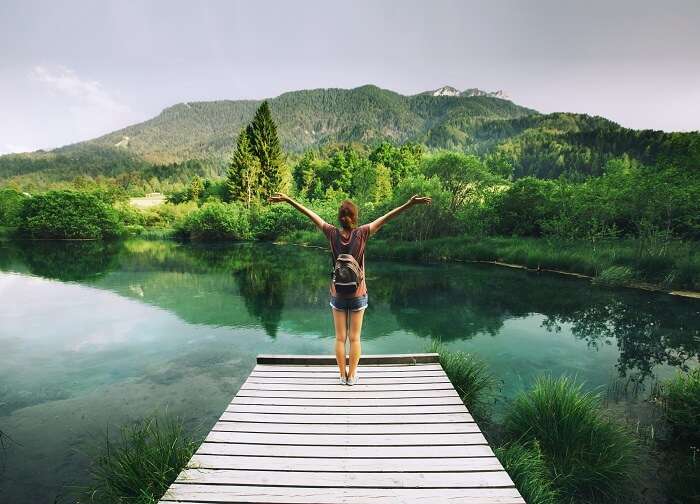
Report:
81,416,199,504
428,341,497,419
654,367,700,442
502,376,639,502
495,442,559,504
592,266,635,287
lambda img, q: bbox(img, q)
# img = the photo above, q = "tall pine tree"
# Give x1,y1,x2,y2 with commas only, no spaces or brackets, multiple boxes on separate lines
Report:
227,128,260,207
247,101,285,198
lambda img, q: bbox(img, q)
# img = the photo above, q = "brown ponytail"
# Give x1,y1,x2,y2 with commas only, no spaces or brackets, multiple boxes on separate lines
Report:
338,200,358,229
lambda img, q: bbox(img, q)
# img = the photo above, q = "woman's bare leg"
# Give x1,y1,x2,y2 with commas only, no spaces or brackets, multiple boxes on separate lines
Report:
332,308,348,378
347,308,365,380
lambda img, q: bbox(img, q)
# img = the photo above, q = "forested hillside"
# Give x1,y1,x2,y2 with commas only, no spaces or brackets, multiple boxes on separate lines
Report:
0,84,697,190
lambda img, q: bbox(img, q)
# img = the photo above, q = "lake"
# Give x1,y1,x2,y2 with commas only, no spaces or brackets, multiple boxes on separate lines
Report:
0,239,698,502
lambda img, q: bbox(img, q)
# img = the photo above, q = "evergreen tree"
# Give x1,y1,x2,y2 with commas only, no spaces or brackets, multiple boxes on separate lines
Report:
247,101,285,198
227,129,260,207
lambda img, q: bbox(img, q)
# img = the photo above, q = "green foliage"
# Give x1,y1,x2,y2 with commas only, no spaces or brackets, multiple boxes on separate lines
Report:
81,416,199,504
176,201,250,241
249,202,313,241
421,151,500,212
227,128,261,206
0,187,28,226
428,341,497,420
495,442,559,504
491,177,558,237
654,368,700,442
247,101,286,198
502,376,639,502
17,190,122,239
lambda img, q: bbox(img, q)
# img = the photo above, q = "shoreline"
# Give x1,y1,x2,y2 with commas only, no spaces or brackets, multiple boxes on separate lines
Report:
272,239,700,300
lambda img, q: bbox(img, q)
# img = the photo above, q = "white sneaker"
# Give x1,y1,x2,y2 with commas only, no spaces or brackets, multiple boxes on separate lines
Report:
339,375,347,385
346,374,358,386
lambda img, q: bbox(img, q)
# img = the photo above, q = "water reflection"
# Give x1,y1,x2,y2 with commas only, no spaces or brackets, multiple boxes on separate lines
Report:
1,239,698,382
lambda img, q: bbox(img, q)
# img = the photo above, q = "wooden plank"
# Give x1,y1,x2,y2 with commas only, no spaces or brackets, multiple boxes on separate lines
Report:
235,389,460,399
210,421,478,434
254,364,443,373
239,382,455,392
158,355,524,504
224,404,466,415
195,442,494,458
188,454,503,472
219,412,474,424
230,396,463,407
244,376,451,384
250,370,448,379
205,431,487,446
162,485,525,503
176,468,514,488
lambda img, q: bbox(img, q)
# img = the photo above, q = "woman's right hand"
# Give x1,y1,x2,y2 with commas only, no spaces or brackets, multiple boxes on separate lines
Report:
268,192,289,203
408,194,432,206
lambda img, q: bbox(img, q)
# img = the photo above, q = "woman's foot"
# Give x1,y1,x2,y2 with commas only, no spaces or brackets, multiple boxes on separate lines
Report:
346,373,358,386
339,375,347,385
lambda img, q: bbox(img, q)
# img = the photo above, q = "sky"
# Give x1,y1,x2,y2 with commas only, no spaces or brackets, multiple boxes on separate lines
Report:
1,0,699,154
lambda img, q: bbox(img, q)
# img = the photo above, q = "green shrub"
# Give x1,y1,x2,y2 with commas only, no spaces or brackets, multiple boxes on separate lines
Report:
0,187,28,227
502,376,639,502
250,203,312,240
495,442,559,504
17,190,122,239
176,201,250,241
592,266,635,287
655,368,700,442
81,416,199,504
428,341,497,419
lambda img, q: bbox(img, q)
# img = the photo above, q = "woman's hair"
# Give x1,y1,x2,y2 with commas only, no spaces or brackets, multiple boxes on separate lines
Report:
338,200,358,229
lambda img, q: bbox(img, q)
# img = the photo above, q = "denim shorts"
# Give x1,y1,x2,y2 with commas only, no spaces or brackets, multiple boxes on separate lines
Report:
330,294,368,312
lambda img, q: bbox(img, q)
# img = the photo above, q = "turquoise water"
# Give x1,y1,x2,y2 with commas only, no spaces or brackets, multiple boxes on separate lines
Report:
0,239,698,502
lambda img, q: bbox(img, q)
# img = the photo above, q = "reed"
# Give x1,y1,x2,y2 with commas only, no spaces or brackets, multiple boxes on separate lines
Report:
80,416,199,504
502,376,639,502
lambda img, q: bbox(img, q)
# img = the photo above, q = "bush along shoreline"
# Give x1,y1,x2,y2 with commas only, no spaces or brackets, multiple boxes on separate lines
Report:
1,186,698,296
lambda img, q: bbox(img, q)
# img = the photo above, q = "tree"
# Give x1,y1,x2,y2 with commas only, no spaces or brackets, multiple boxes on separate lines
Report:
421,152,499,213
188,176,204,201
247,101,285,199
227,129,261,207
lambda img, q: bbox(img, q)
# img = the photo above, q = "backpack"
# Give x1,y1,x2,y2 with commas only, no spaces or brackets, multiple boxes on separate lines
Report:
332,228,363,295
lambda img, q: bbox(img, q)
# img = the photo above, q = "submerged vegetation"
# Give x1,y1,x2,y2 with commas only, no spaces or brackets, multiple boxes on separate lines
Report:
80,416,198,504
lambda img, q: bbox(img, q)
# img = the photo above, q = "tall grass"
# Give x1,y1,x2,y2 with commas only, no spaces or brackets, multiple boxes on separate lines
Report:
428,341,497,421
653,367,700,442
80,416,199,504
502,376,639,502
495,442,559,504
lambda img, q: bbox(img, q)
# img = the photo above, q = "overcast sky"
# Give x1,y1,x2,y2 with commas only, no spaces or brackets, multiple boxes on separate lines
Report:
1,0,698,154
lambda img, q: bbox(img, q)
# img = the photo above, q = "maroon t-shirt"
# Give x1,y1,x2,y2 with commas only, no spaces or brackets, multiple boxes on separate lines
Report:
322,222,370,298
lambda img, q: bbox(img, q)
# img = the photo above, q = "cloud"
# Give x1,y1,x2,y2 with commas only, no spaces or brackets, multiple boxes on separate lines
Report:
30,65,130,114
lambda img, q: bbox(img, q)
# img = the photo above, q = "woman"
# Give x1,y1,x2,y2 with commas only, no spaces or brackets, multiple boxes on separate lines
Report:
268,193,431,385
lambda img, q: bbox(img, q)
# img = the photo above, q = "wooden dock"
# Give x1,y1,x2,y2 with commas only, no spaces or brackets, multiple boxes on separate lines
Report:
160,353,525,504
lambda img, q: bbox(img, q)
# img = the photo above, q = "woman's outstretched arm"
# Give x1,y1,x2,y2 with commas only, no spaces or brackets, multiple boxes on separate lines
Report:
268,192,327,231
368,194,431,236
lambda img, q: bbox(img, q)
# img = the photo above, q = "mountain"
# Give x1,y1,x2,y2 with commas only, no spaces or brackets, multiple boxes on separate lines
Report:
422,86,509,100
0,84,697,187
75,85,534,164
